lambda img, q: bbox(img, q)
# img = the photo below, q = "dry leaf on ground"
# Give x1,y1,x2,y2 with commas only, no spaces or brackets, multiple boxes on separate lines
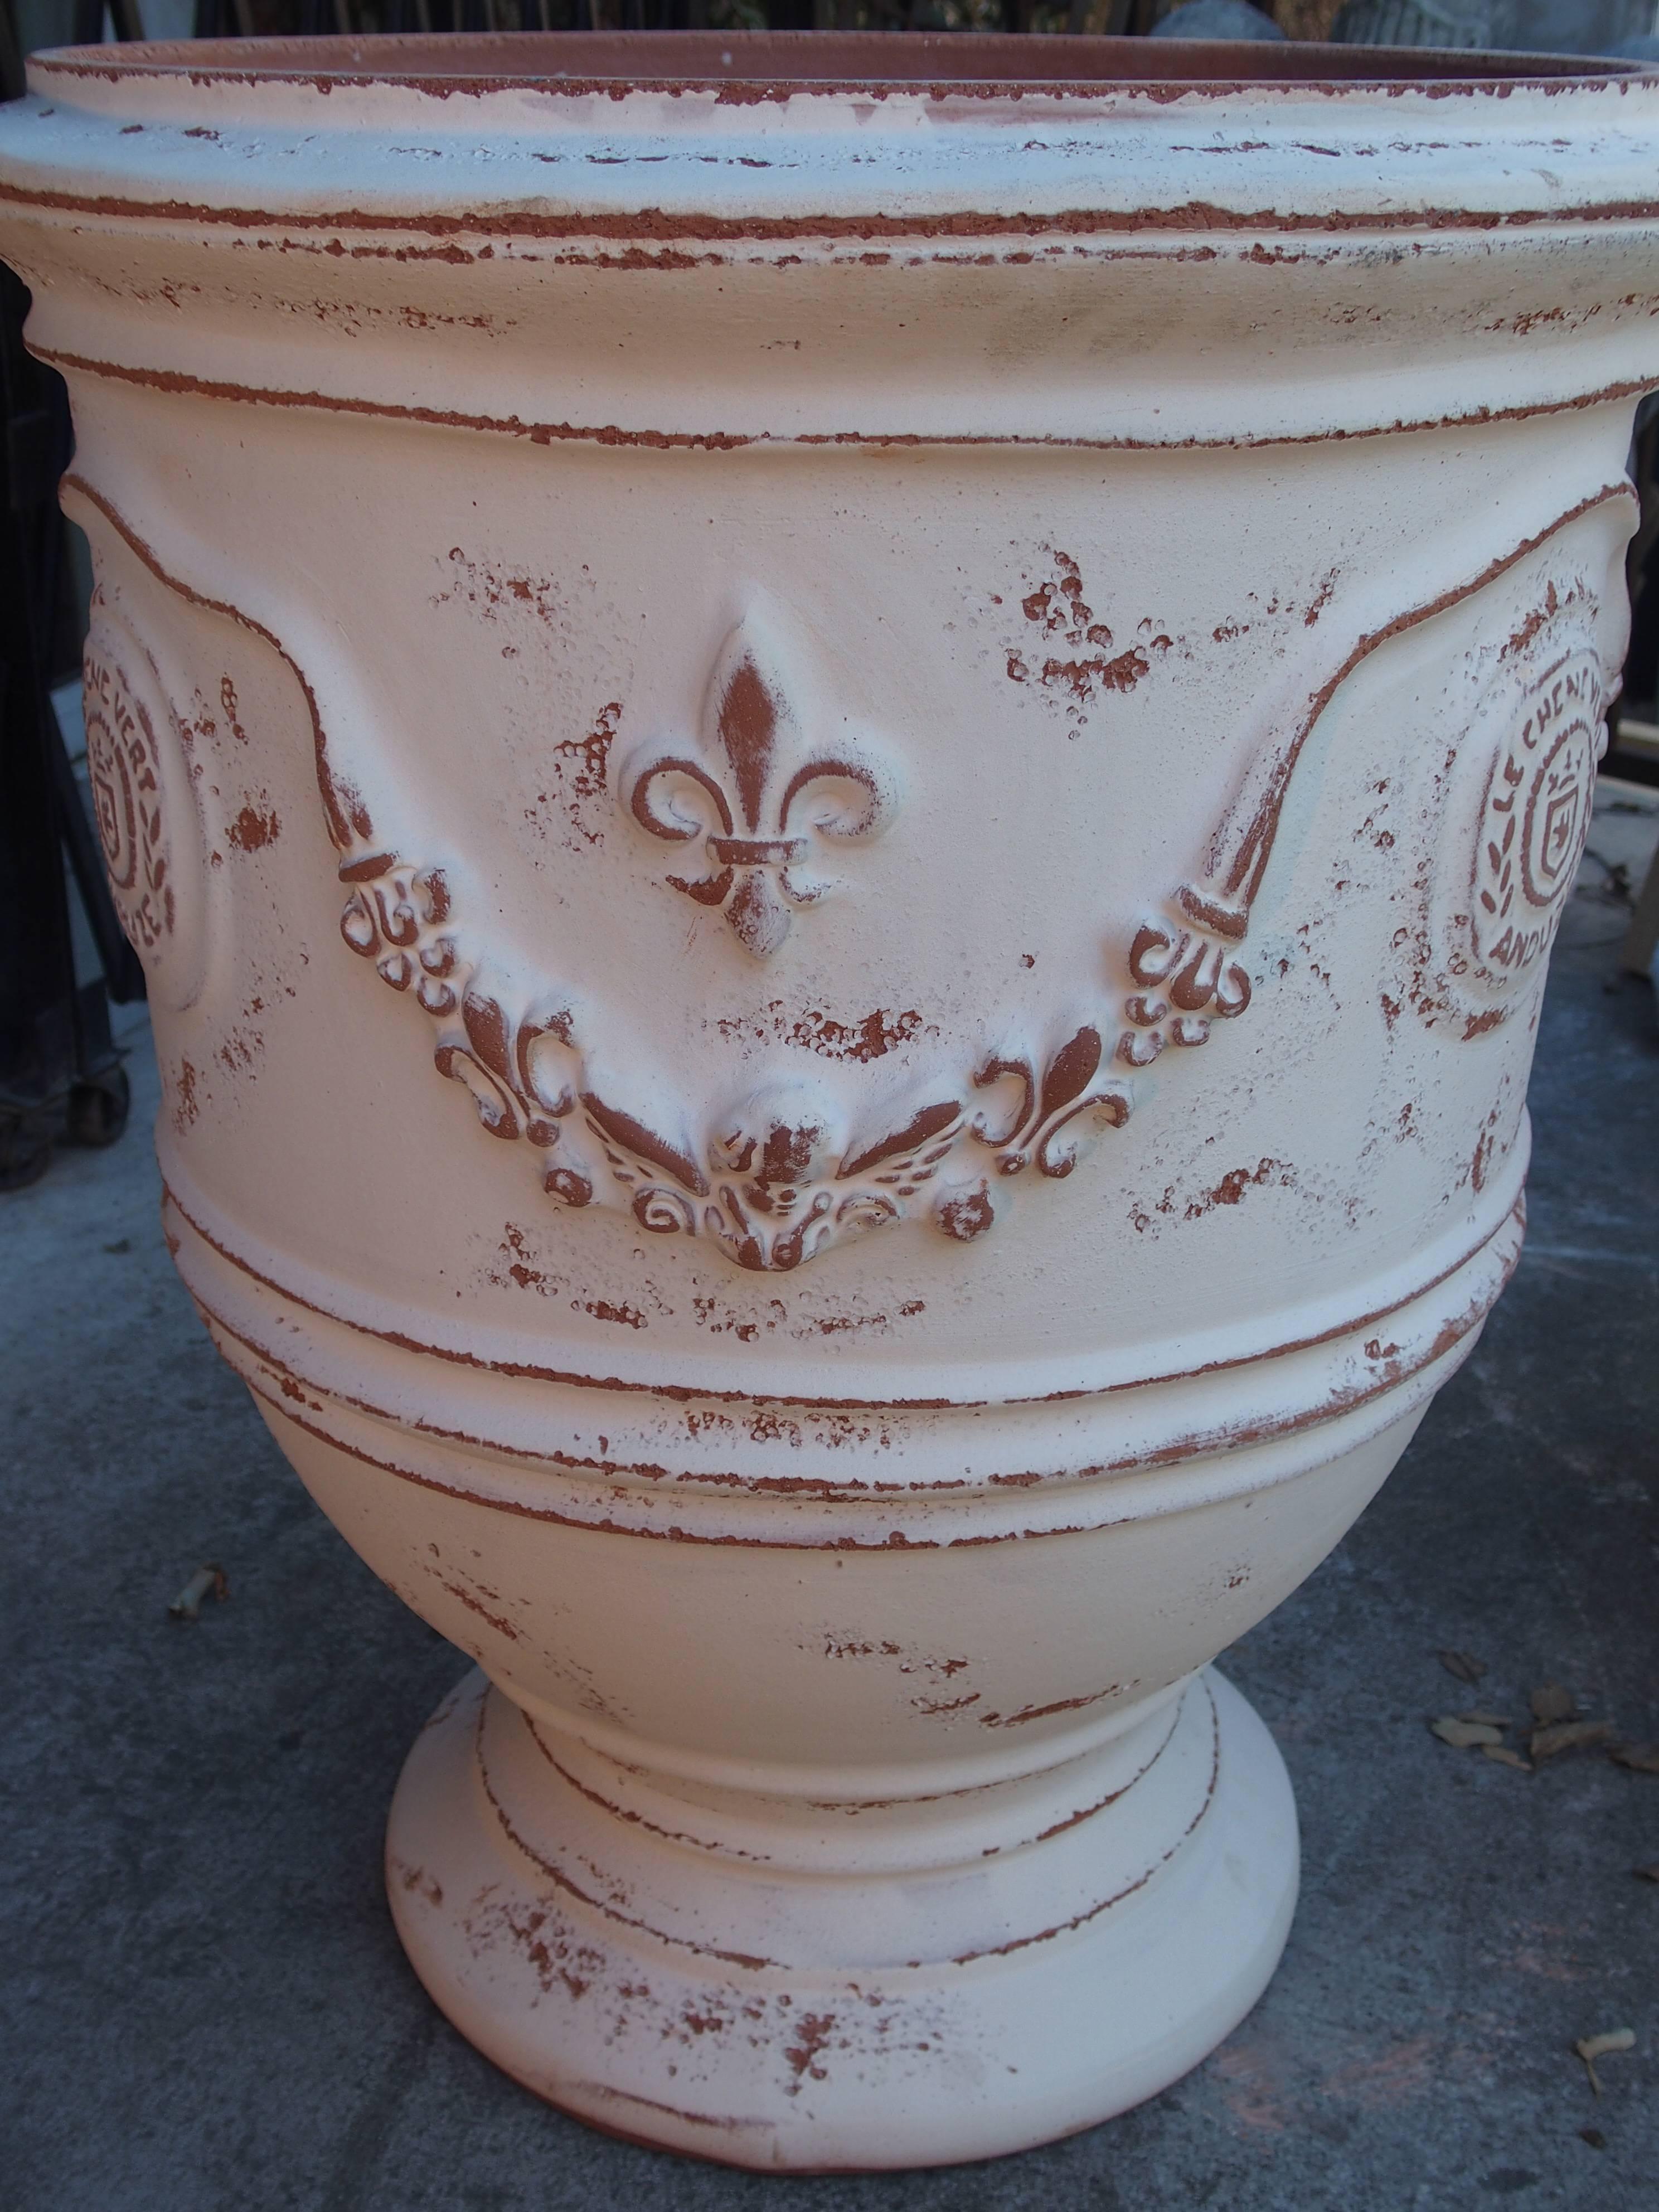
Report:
167,1563,229,1622
1530,1683,1577,1725
1432,1716,1505,1748
1531,1720,1613,1763
1574,2028,1636,2097
1439,1649,1488,1686
1632,1863,1659,1884
1611,1742,1659,1776
1482,1745,1532,1772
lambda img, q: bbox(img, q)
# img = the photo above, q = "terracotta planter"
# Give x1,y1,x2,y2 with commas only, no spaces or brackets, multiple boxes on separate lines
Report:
3,29,1655,2170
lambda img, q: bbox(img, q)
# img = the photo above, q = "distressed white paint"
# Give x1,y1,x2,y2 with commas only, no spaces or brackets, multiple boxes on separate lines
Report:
2,31,1656,2170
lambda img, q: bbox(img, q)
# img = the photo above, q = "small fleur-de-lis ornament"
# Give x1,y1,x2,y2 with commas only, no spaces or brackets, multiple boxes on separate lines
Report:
625,620,895,959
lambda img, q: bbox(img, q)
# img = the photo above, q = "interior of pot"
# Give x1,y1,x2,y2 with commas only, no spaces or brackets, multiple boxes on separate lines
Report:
31,30,1637,92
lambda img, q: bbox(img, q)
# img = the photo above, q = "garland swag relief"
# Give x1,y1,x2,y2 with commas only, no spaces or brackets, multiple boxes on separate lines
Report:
335,607,1147,1275
333,545,1617,1273
71,480,1620,1278
331,593,1262,1275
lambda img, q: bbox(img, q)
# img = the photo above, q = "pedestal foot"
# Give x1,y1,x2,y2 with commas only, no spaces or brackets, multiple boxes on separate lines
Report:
385,1667,1297,2172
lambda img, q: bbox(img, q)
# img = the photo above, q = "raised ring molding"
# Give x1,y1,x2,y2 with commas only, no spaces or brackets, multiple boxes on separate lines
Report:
25,344,1659,464
13,40,1659,479
469,1677,1213,1959
161,1112,1527,1408
166,1158,1525,1486
217,1274,1493,1552
509,1685,1192,1843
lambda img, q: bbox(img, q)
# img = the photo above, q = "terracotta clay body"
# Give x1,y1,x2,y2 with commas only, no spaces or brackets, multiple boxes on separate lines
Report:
2,31,1656,2169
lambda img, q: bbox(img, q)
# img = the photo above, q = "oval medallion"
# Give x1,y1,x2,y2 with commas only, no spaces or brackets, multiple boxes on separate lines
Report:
83,605,209,1012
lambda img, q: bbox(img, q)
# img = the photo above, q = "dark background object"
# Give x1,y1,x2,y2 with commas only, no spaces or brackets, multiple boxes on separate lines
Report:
1151,1,1282,35
1331,0,1659,53
0,260,142,1191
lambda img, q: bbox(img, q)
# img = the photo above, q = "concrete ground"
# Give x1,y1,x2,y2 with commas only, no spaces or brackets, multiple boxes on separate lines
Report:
3,795,1657,2212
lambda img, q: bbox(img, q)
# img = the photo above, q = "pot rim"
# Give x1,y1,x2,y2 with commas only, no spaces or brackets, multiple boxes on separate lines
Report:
26,28,1651,101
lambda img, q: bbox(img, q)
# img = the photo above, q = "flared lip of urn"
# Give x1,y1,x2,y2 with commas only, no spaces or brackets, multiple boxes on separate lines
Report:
23,29,1658,101
14,27,1659,245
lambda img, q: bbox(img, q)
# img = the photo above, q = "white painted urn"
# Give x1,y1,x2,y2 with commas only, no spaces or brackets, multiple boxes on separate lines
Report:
3,28,1655,2169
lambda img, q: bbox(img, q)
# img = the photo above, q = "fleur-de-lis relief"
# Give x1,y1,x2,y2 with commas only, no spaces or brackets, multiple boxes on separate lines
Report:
625,622,895,959
972,1026,1131,1176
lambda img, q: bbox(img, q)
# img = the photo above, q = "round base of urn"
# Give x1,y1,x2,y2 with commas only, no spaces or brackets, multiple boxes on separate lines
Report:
386,1667,1297,2171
